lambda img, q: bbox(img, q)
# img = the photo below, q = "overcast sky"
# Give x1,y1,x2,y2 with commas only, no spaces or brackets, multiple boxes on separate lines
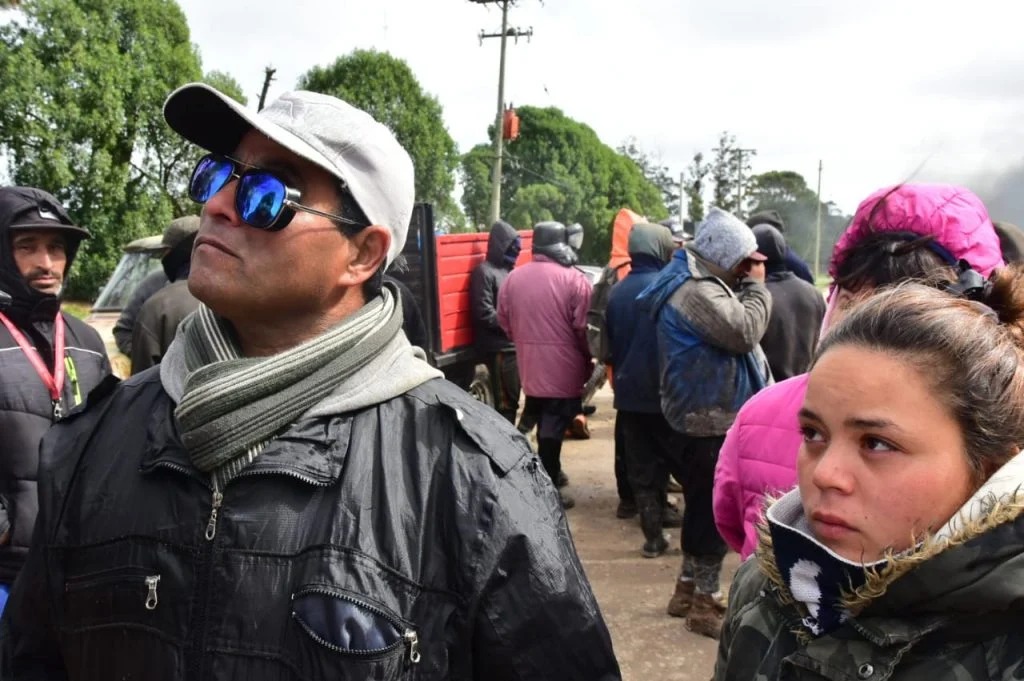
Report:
179,0,1024,218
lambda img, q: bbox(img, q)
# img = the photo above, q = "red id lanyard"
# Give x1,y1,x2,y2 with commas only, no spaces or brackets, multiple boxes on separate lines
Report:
0,310,66,420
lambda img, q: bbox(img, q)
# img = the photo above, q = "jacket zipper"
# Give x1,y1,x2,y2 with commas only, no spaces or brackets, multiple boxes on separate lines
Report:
64,355,81,406
150,459,338,676
64,571,161,611
292,587,421,665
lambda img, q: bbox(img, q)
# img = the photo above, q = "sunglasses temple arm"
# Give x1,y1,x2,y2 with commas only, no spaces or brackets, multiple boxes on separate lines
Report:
284,200,365,228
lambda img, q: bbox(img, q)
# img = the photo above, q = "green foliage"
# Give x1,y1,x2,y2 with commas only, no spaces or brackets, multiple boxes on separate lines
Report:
297,49,464,229
684,151,710,222
0,0,205,299
747,170,851,277
202,70,247,106
460,106,666,264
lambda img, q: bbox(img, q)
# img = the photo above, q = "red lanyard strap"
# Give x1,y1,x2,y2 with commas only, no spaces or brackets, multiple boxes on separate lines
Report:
0,310,65,419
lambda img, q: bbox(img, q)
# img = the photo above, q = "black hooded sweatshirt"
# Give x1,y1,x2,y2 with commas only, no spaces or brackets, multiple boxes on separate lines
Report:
0,203,110,584
470,221,519,353
752,224,826,381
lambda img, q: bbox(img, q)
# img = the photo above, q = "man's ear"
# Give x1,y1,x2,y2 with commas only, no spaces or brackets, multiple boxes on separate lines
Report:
339,225,391,287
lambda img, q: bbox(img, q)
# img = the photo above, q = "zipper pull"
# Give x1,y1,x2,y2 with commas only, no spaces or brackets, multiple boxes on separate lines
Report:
64,356,82,406
145,575,161,610
404,629,421,665
204,490,223,541
51,399,63,421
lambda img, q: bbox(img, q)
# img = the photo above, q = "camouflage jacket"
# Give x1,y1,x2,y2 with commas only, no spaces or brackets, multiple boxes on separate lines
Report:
714,487,1024,680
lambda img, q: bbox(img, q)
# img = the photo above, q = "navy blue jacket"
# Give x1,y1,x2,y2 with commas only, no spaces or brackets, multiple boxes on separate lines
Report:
604,255,663,413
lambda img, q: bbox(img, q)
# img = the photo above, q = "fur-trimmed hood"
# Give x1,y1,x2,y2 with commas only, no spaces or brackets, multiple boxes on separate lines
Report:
756,451,1024,626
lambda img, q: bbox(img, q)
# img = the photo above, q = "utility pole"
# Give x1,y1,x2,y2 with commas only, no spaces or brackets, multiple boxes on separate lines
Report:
258,66,276,112
733,148,756,216
814,159,823,281
475,0,532,225
679,171,686,224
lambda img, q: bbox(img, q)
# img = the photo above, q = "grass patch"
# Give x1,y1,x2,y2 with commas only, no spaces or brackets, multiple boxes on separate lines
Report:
62,301,92,319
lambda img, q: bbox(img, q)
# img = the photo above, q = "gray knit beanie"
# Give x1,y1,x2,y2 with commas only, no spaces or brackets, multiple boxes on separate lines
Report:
693,207,762,271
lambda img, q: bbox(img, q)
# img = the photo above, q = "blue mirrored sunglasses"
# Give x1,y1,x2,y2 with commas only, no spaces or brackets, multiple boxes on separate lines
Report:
187,153,367,231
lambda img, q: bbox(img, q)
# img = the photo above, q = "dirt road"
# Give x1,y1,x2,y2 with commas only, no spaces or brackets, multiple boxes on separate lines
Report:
560,386,740,681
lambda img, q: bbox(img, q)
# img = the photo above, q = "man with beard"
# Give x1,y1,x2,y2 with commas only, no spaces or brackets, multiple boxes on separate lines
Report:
0,187,110,613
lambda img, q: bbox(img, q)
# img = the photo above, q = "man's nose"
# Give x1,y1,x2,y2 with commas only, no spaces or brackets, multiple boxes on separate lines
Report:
202,178,243,227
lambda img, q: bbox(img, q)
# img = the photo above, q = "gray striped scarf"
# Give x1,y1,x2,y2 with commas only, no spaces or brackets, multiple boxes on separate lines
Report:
175,288,402,489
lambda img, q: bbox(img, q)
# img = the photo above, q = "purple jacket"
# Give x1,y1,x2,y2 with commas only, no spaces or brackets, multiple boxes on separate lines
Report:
713,184,1005,559
498,256,592,398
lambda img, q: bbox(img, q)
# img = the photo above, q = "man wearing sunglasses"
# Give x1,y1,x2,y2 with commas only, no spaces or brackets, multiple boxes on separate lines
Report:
2,84,620,680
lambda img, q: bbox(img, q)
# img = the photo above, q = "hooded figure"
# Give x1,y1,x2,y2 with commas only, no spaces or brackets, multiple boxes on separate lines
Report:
470,220,520,354
635,206,772,639
0,186,110,602
470,219,522,423
499,220,593,508
746,210,815,284
751,224,825,381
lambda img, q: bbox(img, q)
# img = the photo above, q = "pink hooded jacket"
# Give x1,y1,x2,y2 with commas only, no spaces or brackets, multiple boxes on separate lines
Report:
713,184,1005,559
498,255,593,398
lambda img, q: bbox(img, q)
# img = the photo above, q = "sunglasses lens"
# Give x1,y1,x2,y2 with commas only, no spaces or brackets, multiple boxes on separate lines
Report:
237,172,287,229
189,156,234,203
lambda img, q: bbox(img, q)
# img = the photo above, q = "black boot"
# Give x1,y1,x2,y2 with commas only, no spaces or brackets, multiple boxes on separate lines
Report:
637,492,667,558
538,438,574,509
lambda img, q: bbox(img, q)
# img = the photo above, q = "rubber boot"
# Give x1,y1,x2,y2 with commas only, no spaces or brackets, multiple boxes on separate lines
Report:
637,492,667,558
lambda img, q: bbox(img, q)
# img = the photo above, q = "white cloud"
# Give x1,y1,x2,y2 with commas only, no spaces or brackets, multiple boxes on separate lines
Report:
177,0,1024,218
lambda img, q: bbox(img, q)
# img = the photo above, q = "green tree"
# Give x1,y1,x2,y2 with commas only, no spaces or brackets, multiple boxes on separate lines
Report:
297,49,464,229
683,151,710,222
710,131,756,215
461,106,666,263
0,0,206,299
747,170,850,275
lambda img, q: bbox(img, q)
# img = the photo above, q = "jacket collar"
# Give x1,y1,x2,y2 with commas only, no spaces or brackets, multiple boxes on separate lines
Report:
140,400,351,487
756,451,1024,627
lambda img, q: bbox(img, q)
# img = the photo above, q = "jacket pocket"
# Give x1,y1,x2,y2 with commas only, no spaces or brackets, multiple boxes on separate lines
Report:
288,586,421,679
60,566,184,679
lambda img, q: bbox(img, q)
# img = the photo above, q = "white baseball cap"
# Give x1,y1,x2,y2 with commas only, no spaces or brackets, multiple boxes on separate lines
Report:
163,83,415,267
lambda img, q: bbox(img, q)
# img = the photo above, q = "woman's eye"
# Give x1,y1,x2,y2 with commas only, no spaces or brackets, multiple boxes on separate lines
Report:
800,426,825,443
863,436,897,453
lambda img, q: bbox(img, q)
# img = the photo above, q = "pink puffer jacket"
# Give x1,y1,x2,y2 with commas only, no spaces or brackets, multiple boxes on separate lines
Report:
713,184,1005,559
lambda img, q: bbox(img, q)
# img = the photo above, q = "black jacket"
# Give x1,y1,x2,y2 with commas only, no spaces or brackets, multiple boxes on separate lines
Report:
470,222,518,353
2,371,620,680
0,312,109,585
753,225,826,381
112,270,169,356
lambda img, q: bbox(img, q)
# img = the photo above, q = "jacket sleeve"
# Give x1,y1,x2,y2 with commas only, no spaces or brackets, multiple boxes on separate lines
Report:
714,420,747,555
497,280,512,341
470,266,502,335
466,461,620,680
1,433,70,679
130,306,161,375
675,280,771,355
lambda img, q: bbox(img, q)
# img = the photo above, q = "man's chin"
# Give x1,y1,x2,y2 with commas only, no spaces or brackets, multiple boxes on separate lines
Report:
29,282,62,296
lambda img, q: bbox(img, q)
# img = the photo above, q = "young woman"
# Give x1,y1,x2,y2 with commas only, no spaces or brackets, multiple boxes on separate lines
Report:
713,273,1024,680
712,184,1005,560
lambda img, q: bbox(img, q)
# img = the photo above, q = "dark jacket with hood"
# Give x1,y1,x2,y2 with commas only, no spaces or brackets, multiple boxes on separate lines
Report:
0,193,110,584
470,221,518,353
747,210,815,285
604,223,673,414
1,360,620,679
752,224,825,381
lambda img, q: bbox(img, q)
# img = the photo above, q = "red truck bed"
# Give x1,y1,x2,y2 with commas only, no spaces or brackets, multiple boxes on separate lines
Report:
435,231,533,352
